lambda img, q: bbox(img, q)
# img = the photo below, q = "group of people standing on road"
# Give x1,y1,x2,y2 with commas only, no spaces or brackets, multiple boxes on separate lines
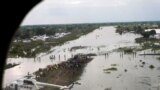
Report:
49,54,68,62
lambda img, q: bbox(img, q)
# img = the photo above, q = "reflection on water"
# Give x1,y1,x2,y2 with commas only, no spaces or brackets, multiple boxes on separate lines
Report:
3,26,160,90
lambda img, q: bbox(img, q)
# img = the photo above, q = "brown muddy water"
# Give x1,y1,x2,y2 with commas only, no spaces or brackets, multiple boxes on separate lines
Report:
3,26,160,90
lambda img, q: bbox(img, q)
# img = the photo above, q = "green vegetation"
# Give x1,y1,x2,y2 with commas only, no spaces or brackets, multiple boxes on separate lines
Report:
116,25,144,34
34,54,93,90
116,47,135,53
135,37,159,43
123,48,133,53
116,23,160,35
9,21,160,57
104,67,117,71
104,72,111,74
116,22,160,51
70,46,88,51
5,63,20,69
111,64,117,66
115,21,160,36
9,24,100,57
116,21,160,34
8,40,49,57
149,65,155,69
135,38,160,50
141,30,156,38
124,69,127,72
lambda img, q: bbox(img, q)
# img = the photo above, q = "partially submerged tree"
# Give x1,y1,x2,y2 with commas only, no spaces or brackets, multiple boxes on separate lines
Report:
141,30,156,38
150,30,156,36
141,32,150,38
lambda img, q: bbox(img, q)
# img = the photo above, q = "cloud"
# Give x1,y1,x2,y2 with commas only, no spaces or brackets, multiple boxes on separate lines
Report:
21,0,160,25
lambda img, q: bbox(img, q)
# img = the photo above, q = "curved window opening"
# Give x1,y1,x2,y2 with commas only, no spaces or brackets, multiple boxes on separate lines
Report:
3,0,160,90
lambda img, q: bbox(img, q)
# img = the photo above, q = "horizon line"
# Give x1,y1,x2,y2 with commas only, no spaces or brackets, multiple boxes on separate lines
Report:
21,20,160,26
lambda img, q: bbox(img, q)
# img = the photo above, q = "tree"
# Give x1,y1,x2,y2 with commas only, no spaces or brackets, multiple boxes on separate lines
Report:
141,30,156,38
149,30,156,36
141,32,150,38
136,26,144,34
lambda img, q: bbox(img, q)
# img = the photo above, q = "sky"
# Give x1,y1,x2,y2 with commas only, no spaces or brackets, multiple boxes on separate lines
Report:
21,0,160,25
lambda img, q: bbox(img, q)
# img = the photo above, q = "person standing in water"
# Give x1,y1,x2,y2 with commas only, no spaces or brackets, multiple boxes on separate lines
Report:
59,55,60,60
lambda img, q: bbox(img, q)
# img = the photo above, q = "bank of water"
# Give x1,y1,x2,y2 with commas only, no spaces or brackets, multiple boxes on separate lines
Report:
3,26,160,90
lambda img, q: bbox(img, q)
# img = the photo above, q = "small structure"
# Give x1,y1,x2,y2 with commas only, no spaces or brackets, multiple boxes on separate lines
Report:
152,24,159,29
31,34,49,41
54,32,70,39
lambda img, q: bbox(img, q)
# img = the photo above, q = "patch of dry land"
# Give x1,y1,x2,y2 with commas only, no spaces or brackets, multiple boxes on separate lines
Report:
34,54,95,90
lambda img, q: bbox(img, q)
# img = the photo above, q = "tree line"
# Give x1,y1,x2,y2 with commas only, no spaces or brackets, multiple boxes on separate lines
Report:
116,23,160,38
9,24,100,57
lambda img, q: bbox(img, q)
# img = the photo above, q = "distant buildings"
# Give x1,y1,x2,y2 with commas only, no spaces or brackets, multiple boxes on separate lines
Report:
54,32,70,39
14,32,71,43
31,34,49,41
152,24,159,29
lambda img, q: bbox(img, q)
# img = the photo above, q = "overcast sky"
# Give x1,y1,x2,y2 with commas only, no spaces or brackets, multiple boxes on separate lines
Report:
21,0,160,25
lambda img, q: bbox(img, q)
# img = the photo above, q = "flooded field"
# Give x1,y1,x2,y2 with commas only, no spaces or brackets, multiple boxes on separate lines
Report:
72,52,160,90
3,26,160,90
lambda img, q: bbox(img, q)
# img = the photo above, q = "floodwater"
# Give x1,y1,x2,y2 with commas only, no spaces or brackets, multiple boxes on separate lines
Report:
3,26,160,90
